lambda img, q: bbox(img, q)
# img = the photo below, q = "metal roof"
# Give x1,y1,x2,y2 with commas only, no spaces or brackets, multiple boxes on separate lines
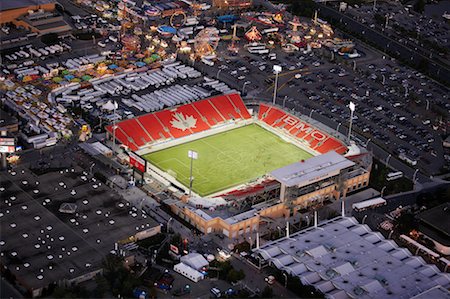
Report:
270,151,355,187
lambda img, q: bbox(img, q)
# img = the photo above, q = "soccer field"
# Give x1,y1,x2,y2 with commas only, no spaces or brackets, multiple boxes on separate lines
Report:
143,124,313,196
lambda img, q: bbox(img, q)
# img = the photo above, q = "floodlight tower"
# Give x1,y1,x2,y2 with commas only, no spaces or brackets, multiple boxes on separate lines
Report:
347,101,355,141
272,65,282,105
188,150,198,196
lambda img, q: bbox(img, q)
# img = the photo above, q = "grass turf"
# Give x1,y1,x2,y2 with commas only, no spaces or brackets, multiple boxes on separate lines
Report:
143,124,313,196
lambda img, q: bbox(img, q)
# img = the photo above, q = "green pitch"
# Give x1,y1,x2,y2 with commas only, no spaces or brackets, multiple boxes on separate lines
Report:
143,124,313,196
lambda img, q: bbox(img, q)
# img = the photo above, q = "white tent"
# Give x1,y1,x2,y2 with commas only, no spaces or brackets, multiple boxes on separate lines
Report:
180,252,209,271
173,263,204,282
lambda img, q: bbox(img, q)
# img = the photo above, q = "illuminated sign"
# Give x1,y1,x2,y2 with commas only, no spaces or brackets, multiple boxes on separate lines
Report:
129,152,146,173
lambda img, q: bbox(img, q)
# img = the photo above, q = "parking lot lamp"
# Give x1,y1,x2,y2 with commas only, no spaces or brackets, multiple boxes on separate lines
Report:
347,101,356,141
272,65,282,105
336,122,341,132
413,169,419,184
386,154,392,166
188,150,198,196
242,81,250,95
381,186,387,197
283,273,288,288
309,109,315,119
216,69,222,80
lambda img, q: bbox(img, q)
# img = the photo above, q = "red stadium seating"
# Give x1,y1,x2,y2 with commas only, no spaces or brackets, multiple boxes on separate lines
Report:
258,104,347,155
174,104,211,133
258,103,271,120
208,95,242,120
107,94,251,150
260,104,286,126
153,109,191,139
226,94,252,119
114,119,152,147
192,99,225,125
138,114,172,140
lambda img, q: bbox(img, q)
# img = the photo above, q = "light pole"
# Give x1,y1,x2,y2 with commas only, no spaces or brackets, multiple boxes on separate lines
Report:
426,99,430,110
364,138,371,148
188,150,198,196
362,214,368,224
336,122,341,132
242,81,250,95
106,100,119,156
382,74,386,85
381,186,386,197
347,101,356,142
283,96,287,108
309,109,315,119
89,162,96,175
283,273,288,288
216,69,222,80
167,217,174,234
386,154,392,166
272,65,282,105
413,169,419,184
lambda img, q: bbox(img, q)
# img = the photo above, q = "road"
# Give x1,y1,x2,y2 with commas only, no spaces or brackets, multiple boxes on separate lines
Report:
316,4,450,85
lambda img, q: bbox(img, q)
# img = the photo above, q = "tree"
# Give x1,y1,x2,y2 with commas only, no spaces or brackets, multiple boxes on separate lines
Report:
413,0,425,13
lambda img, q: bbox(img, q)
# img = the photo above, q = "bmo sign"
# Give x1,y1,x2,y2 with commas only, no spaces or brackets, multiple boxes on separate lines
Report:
129,152,146,173
282,116,326,141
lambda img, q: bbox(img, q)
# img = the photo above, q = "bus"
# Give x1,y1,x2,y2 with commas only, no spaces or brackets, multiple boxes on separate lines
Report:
386,171,403,181
352,197,387,212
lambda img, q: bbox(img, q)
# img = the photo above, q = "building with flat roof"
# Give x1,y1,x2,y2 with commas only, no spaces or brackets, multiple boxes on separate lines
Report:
418,203,450,255
253,217,450,299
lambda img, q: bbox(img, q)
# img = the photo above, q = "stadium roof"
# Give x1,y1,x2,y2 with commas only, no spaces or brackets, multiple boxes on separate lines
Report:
0,0,54,12
270,151,355,187
254,217,450,299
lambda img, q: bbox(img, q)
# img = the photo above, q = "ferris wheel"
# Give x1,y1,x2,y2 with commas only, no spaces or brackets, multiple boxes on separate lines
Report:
194,27,220,57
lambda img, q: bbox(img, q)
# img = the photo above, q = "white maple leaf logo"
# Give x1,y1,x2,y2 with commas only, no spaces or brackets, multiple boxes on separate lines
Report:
170,112,197,131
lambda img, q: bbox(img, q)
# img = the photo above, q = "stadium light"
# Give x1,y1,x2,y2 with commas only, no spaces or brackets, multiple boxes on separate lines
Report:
188,150,198,196
272,65,282,105
347,101,356,141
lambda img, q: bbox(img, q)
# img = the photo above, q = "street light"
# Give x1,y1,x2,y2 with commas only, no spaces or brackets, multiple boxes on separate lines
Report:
413,169,419,184
216,69,222,80
347,101,356,141
272,65,282,105
386,154,392,166
364,138,371,148
381,186,387,197
362,214,368,224
242,81,250,95
309,109,315,119
336,122,341,132
283,96,287,108
167,217,174,234
89,162,96,175
104,100,119,155
188,150,198,196
283,273,288,288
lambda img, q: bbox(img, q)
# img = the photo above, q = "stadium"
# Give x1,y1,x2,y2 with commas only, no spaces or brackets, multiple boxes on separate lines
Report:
106,93,371,239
